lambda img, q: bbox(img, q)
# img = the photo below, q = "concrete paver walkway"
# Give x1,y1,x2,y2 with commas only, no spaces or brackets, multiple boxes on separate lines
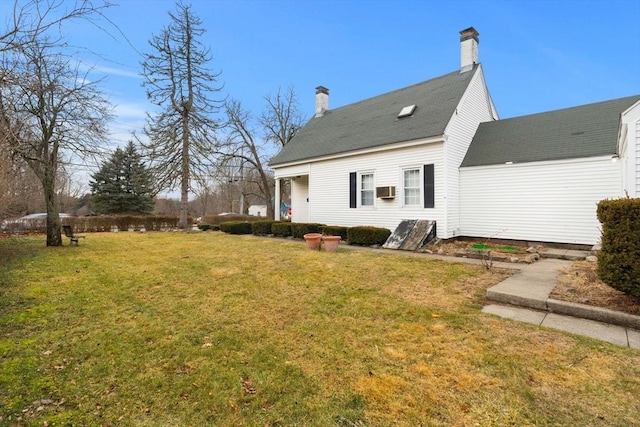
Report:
482,258,640,349
483,305,640,348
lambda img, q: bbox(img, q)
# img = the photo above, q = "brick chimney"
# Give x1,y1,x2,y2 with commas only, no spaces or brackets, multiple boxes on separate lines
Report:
460,27,479,73
315,86,329,117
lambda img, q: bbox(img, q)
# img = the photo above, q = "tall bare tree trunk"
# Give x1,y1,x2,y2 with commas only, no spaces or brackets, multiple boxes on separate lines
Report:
43,162,62,246
1,2,113,247
262,176,274,219
179,113,190,229
141,4,222,218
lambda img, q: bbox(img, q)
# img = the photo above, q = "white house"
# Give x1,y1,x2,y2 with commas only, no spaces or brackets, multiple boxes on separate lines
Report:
248,205,268,217
272,28,497,240
270,27,640,246
460,96,640,245
620,100,640,198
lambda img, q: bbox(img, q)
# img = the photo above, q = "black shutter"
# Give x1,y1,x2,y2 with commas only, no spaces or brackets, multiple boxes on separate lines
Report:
424,164,434,208
349,172,357,208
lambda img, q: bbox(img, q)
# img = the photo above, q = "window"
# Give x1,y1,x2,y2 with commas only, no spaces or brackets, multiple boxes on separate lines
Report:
401,164,434,208
349,171,375,208
360,173,374,206
398,104,417,118
403,168,421,206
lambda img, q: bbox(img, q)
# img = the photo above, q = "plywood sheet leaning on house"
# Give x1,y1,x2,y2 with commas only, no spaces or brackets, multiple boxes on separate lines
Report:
383,220,436,251
382,219,417,249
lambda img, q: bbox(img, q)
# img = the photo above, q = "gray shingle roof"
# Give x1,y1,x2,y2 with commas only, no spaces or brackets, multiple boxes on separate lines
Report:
461,95,640,167
270,66,479,166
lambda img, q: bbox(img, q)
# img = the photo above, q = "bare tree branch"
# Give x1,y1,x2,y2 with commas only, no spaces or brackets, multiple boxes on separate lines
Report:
260,86,305,147
0,36,112,245
0,0,119,245
215,91,305,219
141,2,223,229
1,0,114,52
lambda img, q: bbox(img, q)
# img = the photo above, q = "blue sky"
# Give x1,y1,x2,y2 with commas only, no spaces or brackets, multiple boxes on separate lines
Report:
3,0,640,190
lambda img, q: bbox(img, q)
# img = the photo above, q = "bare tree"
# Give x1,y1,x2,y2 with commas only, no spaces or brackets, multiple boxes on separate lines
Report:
260,87,304,147
153,197,180,216
0,0,114,245
1,0,112,52
190,178,218,217
0,142,43,217
217,88,304,219
140,2,223,229
0,38,112,245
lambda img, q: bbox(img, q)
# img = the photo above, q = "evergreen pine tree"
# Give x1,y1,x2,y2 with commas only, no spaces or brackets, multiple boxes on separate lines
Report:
90,142,155,215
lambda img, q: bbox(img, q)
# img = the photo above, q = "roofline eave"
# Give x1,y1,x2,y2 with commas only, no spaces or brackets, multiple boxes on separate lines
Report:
460,153,618,169
270,134,446,169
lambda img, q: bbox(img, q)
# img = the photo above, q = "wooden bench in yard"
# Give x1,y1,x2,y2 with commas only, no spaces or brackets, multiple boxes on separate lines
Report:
63,225,85,246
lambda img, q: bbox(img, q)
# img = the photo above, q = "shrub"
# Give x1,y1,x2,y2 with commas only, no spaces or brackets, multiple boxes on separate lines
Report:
271,222,292,237
290,223,325,239
66,215,181,232
198,224,212,231
321,225,349,241
201,214,262,225
112,215,186,232
2,215,186,234
252,220,277,236
347,226,391,246
596,198,640,297
219,221,252,235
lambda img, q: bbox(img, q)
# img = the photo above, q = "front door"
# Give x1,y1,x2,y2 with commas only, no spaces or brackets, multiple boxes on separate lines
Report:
291,175,309,222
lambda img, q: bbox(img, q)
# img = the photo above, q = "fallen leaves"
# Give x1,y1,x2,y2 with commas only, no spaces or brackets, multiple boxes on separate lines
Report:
241,377,257,395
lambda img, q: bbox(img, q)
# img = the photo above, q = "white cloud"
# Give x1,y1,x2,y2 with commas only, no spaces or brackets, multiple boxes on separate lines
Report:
114,102,148,120
92,65,142,79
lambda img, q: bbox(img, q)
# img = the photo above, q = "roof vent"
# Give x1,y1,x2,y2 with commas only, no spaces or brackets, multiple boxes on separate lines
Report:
398,104,416,118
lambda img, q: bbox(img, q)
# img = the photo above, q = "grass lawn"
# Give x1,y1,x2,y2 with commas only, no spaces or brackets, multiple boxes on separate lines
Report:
1,232,639,426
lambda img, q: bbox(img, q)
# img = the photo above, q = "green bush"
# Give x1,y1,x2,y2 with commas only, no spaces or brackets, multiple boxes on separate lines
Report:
596,198,640,297
347,226,391,246
198,224,212,231
321,226,349,241
290,223,325,239
252,220,277,236
271,222,292,237
219,221,252,235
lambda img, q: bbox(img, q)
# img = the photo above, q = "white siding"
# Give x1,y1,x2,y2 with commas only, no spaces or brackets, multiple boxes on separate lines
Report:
442,66,497,238
619,101,640,198
248,205,267,217
272,66,497,238
273,163,310,179
460,157,622,245
307,142,446,235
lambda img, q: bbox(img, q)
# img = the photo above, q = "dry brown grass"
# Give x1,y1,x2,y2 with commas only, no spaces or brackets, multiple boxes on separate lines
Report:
1,233,639,426
553,260,640,316
432,238,640,317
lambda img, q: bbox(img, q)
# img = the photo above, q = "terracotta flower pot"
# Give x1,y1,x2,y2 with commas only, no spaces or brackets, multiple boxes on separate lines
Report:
322,235,341,252
303,233,322,250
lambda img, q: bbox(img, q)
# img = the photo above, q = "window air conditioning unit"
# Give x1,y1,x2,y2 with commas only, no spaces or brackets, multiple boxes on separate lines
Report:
376,186,396,199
